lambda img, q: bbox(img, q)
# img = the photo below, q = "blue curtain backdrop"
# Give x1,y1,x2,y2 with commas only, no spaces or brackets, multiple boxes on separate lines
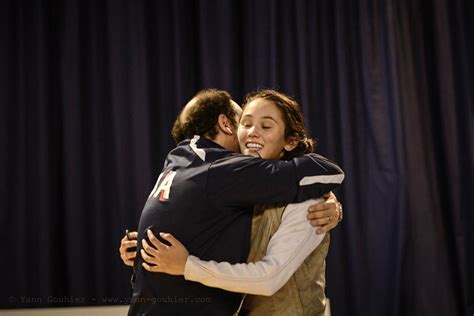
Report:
1,1,472,315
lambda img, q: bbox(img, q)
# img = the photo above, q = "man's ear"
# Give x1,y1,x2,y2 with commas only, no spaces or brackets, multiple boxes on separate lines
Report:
284,136,298,152
217,114,233,135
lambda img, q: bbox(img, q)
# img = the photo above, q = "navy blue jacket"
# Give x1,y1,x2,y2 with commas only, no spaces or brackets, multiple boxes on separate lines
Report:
128,135,344,315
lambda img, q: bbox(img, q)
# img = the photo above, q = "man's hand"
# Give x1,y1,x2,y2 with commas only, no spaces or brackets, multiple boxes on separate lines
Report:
307,192,343,234
141,229,189,276
119,231,138,267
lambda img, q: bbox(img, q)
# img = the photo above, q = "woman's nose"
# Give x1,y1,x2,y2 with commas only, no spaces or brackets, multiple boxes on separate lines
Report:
247,125,260,137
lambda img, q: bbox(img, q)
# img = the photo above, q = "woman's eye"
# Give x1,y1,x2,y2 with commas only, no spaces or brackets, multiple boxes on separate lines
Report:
262,126,271,130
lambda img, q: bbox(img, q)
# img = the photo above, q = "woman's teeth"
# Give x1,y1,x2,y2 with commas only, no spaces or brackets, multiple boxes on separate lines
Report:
246,142,263,149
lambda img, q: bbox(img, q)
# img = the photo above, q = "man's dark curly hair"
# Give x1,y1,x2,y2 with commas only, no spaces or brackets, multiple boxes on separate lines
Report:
171,89,239,144
242,89,316,159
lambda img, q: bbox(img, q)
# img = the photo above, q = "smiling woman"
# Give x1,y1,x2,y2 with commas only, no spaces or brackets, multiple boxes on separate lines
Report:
238,90,315,160
132,89,342,316
238,98,294,159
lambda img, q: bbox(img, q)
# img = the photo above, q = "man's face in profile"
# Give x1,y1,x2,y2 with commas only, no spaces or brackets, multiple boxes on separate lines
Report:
227,100,243,153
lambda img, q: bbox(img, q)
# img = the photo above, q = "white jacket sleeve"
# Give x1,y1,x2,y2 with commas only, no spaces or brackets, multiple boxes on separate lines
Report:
184,199,326,296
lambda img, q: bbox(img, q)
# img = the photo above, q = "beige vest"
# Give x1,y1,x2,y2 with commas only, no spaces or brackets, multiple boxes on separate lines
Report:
240,204,330,316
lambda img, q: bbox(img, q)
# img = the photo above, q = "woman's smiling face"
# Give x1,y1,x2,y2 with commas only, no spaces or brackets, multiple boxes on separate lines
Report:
238,98,294,160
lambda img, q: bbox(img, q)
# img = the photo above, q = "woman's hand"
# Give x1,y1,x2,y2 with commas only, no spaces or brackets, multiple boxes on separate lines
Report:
306,192,343,234
119,231,138,267
141,229,189,276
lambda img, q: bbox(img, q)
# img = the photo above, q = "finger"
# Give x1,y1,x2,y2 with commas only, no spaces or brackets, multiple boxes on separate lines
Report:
141,249,159,265
309,214,333,226
142,262,161,273
128,231,138,240
142,239,159,257
120,253,136,266
119,240,137,254
124,251,137,260
307,209,331,220
159,232,179,247
308,202,332,213
309,217,333,227
122,240,138,249
309,199,338,214
317,206,337,219
147,230,168,252
121,256,133,266
316,222,337,234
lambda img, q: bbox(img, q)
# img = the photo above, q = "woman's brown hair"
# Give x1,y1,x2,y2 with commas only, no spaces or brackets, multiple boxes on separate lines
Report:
242,89,315,159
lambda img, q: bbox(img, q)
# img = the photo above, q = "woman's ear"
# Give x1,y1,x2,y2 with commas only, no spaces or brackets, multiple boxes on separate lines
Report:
284,136,298,152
